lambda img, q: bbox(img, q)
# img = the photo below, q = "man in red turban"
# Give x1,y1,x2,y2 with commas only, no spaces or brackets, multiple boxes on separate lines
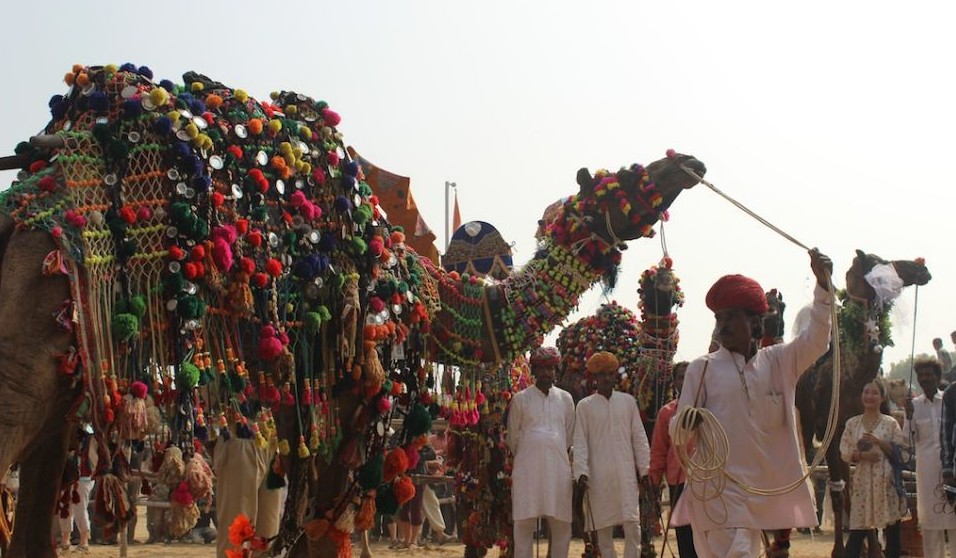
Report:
673,249,833,558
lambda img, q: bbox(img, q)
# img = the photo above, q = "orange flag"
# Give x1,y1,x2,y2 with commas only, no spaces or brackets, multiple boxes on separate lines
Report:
452,191,462,232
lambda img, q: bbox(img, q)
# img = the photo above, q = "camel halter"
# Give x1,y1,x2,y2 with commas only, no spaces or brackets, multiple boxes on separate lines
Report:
670,163,842,503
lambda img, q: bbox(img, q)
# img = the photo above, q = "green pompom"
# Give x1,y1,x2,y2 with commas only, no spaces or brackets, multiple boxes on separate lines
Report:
350,237,367,255
316,305,332,321
177,362,201,389
352,205,372,226
305,312,322,333
163,272,185,294
112,313,140,342
390,225,405,234
177,295,201,319
375,484,399,516
358,453,384,490
252,205,268,221
405,403,432,437
128,295,147,318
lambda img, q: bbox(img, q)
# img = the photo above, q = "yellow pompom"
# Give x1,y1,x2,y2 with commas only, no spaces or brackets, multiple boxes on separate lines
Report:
149,88,169,107
279,142,293,155
297,441,311,459
300,162,312,176
234,89,249,103
294,160,307,173
255,432,268,448
278,439,291,456
285,105,297,115
185,123,199,139
298,126,312,140
292,146,304,158
104,64,119,74
268,119,282,134
191,82,204,92
167,111,181,123
283,153,296,167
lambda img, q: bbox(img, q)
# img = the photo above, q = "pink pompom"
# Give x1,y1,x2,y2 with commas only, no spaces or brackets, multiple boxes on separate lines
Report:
321,108,341,127
299,202,318,221
130,381,148,400
326,151,340,166
137,207,153,222
369,297,386,314
212,225,238,245
212,237,234,272
666,149,677,158
377,397,392,414
290,190,307,208
369,238,384,257
278,331,290,346
260,325,276,338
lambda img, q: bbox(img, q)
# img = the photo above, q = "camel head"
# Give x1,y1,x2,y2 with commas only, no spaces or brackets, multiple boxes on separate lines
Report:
845,249,931,304
761,289,786,342
638,257,685,317
575,152,705,245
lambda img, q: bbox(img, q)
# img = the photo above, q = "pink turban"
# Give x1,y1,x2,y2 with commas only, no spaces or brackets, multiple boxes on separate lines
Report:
530,346,561,367
705,274,768,315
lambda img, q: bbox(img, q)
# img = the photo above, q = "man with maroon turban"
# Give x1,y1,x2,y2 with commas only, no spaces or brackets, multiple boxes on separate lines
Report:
573,351,651,558
508,346,576,558
672,249,833,558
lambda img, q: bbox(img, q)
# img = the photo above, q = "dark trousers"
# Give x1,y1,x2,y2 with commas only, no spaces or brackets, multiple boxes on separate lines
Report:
668,484,697,558
845,522,901,558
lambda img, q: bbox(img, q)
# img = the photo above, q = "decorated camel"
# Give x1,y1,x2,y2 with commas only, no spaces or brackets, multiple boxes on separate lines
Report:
0,63,704,558
556,258,684,557
794,250,930,558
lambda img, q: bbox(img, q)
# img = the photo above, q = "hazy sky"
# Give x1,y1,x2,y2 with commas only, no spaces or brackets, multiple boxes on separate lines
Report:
2,1,953,376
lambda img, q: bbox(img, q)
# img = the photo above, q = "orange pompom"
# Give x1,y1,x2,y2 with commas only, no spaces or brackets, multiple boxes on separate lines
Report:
393,475,416,506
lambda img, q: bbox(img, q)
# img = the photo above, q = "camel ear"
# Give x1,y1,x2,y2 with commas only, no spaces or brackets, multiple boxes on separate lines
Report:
855,249,866,259
576,168,592,193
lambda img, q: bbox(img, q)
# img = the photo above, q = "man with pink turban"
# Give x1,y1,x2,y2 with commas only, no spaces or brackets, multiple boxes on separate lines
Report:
508,346,576,558
673,249,833,557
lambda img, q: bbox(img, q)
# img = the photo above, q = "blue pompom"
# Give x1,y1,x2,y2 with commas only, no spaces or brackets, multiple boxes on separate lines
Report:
152,116,173,136
188,99,205,115
89,92,109,112
334,195,352,212
49,95,68,119
119,63,137,72
48,94,64,109
137,66,153,79
159,79,175,92
123,99,143,118
187,155,202,174
173,142,191,158
192,175,211,192
318,234,337,253
344,161,360,177
342,175,356,189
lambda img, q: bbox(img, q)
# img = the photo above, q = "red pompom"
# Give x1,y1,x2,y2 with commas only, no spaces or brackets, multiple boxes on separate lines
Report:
252,272,269,287
210,192,225,207
393,475,416,506
191,245,206,261
239,257,256,274
119,206,137,224
168,245,185,260
259,336,284,361
383,448,409,482
247,231,262,247
235,219,249,235
265,258,282,277
136,206,152,221
38,176,57,192
183,262,199,280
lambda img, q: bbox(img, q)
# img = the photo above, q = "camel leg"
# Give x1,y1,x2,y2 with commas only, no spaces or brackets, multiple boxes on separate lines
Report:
826,441,848,558
7,420,71,558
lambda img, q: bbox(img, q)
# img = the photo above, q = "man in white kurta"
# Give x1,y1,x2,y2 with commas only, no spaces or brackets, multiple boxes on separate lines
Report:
508,346,576,558
673,249,833,558
904,358,956,558
573,351,651,558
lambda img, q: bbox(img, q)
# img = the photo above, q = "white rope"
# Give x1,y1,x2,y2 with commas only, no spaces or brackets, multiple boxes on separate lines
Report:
671,164,842,505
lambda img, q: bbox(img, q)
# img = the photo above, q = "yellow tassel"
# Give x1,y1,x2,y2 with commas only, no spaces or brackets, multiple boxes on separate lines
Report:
297,437,311,458
278,439,291,456
256,432,268,449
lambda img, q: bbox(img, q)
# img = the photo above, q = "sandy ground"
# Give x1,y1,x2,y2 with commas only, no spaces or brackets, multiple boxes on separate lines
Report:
71,511,869,558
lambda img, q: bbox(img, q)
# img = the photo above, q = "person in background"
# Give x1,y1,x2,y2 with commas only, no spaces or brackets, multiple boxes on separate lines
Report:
840,378,910,558
904,357,956,558
57,427,96,553
508,346,575,558
574,351,651,558
421,427,454,544
936,336,955,383
648,361,696,558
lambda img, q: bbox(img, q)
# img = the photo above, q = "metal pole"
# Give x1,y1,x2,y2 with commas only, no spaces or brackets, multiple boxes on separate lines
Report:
444,181,456,252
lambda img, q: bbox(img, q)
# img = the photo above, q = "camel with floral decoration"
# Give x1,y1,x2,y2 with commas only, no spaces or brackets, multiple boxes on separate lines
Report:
555,258,684,558
0,63,704,558
794,250,930,558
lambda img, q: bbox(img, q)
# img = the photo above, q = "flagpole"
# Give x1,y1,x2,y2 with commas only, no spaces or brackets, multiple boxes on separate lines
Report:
444,180,456,252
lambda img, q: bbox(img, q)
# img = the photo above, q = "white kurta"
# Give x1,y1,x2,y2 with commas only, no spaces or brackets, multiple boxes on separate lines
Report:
572,390,651,530
673,285,831,533
904,391,956,530
508,384,576,522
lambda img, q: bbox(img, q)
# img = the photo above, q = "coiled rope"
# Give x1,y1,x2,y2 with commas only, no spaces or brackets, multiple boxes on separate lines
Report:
670,164,841,503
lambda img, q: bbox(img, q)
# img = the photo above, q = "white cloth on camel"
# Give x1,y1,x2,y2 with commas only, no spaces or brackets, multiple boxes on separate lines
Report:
672,284,831,532
572,390,650,531
508,384,575,522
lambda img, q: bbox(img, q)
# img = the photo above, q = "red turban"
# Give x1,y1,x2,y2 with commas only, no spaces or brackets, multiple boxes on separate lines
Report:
705,274,768,315
530,346,561,367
